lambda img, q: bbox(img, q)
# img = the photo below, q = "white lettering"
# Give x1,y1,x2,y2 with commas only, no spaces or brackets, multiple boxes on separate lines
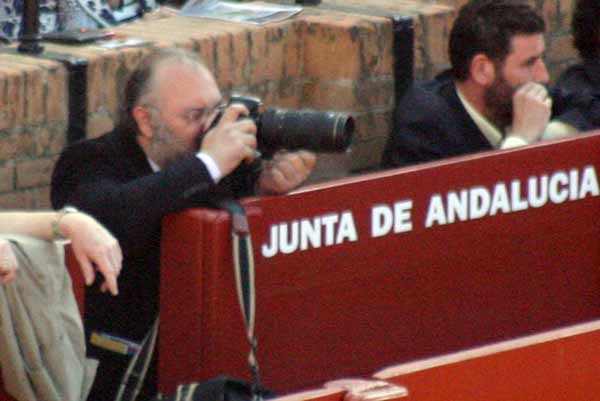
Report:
469,186,490,219
549,171,569,204
261,224,279,258
447,190,468,224
300,218,321,251
394,200,413,233
371,205,393,238
336,211,358,244
580,165,600,199
510,180,528,211
569,169,579,201
425,194,446,227
490,183,510,216
528,175,548,208
279,221,299,254
321,214,339,246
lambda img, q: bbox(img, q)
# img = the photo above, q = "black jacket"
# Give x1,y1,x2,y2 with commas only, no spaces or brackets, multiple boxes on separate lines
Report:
556,60,600,96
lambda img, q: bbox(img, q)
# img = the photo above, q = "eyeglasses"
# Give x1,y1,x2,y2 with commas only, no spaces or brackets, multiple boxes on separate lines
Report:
180,101,228,125
143,100,228,126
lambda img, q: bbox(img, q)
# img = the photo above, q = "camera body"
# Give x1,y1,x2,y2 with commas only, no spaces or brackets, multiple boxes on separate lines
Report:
226,95,354,155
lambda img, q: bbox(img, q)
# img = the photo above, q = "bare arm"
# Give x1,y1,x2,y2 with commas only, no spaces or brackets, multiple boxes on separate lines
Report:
0,211,122,294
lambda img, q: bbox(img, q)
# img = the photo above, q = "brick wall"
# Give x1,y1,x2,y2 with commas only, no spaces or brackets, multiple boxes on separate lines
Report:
0,0,581,209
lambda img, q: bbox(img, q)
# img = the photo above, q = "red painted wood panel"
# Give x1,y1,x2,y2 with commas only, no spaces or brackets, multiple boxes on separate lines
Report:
375,320,600,401
159,132,600,394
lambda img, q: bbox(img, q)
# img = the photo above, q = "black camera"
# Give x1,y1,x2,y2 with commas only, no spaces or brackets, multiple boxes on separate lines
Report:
218,95,354,154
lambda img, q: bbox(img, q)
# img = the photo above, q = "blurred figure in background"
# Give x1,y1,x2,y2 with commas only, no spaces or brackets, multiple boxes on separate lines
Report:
555,0,600,95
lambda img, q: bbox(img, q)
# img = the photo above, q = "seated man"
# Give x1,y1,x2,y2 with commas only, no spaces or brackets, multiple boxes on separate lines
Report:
382,0,600,168
555,0,600,95
51,48,316,401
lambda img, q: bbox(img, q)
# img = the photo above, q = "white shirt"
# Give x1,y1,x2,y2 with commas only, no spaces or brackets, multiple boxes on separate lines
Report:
147,152,223,183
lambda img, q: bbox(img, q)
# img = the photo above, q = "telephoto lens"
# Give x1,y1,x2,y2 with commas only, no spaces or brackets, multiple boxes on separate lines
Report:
258,107,354,153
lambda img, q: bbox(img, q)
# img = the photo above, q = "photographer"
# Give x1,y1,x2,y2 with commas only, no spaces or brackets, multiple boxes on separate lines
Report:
51,48,315,401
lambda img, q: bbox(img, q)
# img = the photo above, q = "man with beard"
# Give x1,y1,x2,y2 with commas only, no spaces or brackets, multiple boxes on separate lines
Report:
381,0,600,168
51,48,316,401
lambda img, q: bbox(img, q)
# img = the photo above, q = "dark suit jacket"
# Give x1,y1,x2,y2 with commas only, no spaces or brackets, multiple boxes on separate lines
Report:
51,127,257,399
382,70,600,168
556,60,600,96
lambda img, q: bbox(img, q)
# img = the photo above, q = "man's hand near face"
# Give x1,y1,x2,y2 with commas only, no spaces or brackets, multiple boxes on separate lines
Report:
200,104,258,176
508,82,552,143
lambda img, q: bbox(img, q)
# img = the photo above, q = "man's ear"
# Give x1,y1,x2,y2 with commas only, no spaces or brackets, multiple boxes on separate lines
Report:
132,105,153,140
470,54,496,86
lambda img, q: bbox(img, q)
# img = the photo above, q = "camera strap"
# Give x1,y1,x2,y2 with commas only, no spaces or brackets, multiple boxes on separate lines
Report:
114,198,263,401
218,198,264,401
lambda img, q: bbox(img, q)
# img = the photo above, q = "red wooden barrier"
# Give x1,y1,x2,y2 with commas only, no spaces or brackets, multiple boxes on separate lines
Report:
374,319,600,400
158,132,600,394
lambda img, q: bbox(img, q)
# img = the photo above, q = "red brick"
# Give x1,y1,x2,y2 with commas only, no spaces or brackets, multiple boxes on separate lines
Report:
4,68,26,128
214,31,235,90
275,79,303,109
263,26,288,84
420,9,454,70
86,55,105,113
0,190,37,209
347,136,388,173
0,72,7,131
105,54,123,116
281,23,303,79
230,30,251,85
34,125,68,157
0,163,15,193
541,0,559,30
0,133,19,161
362,19,394,76
35,187,52,209
193,36,217,73
25,66,46,125
248,29,268,85
301,16,365,80
352,110,394,142
557,0,575,30
302,77,394,112
546,33,577,65
305,152,352,184
16,157,56,189
45,66,68,123
87,113,116,139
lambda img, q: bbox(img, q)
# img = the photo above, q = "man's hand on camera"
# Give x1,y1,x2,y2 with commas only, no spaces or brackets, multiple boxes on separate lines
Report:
200,104,258,176
257,150,317,195
508,82,552,143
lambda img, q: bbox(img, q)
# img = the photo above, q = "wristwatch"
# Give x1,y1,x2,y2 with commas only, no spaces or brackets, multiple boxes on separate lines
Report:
52,206,79,240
